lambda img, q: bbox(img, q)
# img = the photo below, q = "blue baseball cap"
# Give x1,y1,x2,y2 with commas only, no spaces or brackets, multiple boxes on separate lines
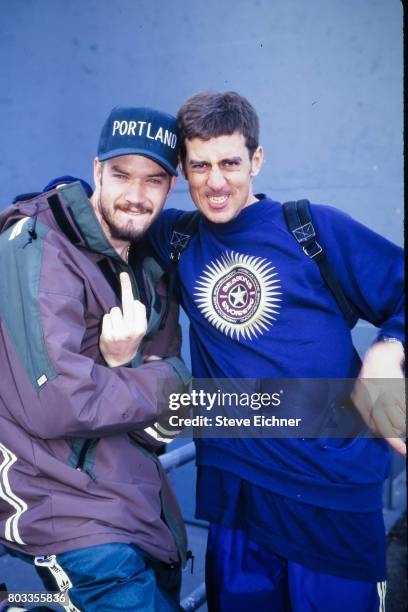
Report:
97,106,179,176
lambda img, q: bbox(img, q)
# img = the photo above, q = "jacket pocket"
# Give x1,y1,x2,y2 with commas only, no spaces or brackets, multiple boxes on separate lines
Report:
68,438,99,480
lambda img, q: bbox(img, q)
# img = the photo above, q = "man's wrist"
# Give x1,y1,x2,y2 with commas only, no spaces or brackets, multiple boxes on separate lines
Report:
376,336,404,352
377,335,404,345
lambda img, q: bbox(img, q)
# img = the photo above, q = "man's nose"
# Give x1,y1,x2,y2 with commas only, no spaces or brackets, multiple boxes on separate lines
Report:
124,181,144,203
207,167,227,191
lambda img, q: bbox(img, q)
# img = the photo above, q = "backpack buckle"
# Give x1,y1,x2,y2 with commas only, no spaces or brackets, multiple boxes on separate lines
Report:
170,248,181,263
303,241,323,259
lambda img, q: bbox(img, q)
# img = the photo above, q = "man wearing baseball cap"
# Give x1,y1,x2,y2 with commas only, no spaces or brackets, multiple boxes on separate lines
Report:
0,107,190,611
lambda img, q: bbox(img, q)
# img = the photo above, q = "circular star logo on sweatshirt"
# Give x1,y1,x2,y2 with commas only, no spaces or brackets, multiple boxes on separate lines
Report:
194,251,282,340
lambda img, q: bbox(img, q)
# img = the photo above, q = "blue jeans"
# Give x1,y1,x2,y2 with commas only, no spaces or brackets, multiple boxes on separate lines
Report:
7,542,181,611
206,523,385,612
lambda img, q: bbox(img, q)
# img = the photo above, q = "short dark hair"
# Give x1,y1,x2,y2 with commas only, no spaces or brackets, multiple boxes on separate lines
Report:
177,91,260,166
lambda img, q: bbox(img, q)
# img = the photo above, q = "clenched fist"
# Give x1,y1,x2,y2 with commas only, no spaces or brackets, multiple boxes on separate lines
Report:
352,340,406,455
99,272,148,367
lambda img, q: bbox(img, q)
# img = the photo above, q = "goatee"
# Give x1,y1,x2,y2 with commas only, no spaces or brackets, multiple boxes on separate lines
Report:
98,196,146,242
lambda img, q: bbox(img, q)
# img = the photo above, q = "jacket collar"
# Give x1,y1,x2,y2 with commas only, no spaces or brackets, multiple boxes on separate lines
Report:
56,181,122,261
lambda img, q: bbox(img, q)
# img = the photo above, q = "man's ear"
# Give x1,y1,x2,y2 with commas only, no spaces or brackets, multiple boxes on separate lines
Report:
93,158,103,190
250,146,264,178
167,175,177,196
178,159,188,180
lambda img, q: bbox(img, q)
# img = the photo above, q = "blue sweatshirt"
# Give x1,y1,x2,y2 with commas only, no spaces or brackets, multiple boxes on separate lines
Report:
149,196,404,579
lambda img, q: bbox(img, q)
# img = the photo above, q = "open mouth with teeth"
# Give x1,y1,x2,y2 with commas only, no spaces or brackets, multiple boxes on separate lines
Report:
207,194,230,209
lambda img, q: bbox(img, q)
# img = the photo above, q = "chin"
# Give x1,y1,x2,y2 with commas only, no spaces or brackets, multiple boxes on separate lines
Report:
110,222,146,241
203,209,236,224
208,215,232,224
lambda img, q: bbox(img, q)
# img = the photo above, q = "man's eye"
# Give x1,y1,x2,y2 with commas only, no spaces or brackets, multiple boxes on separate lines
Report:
191,163,208,171
147,176,164,185
112,173,127,180
222,160,240,168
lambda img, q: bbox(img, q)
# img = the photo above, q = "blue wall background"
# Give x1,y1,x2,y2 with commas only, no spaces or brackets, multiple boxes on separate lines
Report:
0,0,403,245
1,0,403,364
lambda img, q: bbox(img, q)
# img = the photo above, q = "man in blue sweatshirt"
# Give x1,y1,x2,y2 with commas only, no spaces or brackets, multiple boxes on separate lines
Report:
153,92,404,611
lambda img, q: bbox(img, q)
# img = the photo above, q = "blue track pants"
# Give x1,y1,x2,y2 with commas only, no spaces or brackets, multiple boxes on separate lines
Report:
206,523,385,612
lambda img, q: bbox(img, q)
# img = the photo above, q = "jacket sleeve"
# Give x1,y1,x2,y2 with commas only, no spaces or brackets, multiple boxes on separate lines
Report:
17,286,188,440
312,205,404,342
137,272,190,451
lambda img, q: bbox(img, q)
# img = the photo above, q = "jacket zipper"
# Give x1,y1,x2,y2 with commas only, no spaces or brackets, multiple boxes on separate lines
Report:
75,439,93,472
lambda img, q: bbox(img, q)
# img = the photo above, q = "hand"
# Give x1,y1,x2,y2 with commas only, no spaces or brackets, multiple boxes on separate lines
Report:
99,272,147,367
352,341,406,455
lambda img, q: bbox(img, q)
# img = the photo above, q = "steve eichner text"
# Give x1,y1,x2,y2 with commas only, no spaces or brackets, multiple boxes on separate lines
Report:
168,389,282,411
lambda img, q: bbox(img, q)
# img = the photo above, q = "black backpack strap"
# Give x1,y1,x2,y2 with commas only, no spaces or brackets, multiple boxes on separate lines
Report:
170,211,201,263
283,200,358,326
158,211,201,329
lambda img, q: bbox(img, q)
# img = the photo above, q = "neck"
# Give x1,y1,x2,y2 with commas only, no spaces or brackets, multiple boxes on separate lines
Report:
108,237,131,261
244,188,258,208
119,244,131,262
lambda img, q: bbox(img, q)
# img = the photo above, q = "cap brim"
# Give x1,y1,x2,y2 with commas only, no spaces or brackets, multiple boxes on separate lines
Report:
97,148,178,176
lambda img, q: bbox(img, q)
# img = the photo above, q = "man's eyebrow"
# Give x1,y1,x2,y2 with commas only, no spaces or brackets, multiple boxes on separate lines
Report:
146,171,168,178
188,158,208,165
110,164,129,174
109,166,168,178
188,156,243,166
221,156,242,163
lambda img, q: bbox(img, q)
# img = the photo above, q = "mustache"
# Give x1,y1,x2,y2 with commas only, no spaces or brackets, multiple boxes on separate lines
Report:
116,203,153,214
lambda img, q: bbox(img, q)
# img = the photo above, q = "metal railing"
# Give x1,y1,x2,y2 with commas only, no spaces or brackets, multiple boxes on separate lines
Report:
160,442,196,473
160,442,207,611
180,584,207,612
